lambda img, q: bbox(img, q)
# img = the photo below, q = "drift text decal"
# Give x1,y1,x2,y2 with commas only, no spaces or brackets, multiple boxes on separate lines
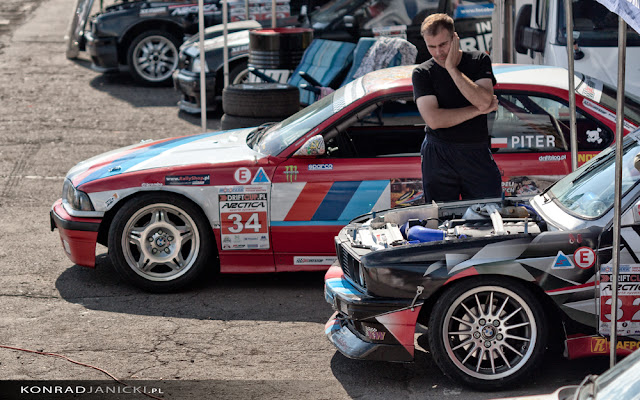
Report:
219,185,269,250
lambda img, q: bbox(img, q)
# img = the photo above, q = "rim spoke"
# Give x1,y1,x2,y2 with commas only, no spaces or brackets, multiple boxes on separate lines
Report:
487,292,495,316
496,295,510,317
461,343,478,364
449,330,473,336
502,341,525,358
452,337,474,351
506,334,531,342
503,306,523,323
489,349,496,374
475,293,484,315
475,348,484,372
451,315,473,327
461,302,477,319
505,321,530,330
496,346,512,368
128,229,143,247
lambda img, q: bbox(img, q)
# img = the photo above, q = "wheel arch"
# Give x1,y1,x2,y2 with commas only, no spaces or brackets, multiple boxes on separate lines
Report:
417,274,567,350
97,190,218,260
118,20,185,65
214,56,249,95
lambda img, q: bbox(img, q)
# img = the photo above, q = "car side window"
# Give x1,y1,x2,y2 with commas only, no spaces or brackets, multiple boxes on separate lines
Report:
326,98,425,158
489,93,613,153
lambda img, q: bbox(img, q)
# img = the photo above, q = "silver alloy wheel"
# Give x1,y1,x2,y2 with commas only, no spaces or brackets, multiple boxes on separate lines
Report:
232,68,250,84
442,286,537,380
131,35,178,83
121,203,200,282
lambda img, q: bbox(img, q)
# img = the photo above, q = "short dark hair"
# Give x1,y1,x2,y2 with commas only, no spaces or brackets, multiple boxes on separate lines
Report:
421,13,455,36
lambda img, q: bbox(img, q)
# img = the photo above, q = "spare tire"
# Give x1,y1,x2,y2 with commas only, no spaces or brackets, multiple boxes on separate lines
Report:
221,114,282,131
222,83,300,118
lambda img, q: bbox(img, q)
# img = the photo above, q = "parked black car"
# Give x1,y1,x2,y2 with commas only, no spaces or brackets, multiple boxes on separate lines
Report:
65,0,311,85
173,0,495,113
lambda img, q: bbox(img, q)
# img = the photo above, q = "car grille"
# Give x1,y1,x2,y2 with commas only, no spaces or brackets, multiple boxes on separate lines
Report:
336,243,364,289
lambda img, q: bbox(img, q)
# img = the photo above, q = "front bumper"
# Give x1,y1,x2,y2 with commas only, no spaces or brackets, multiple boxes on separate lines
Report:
84,31,119,71
50,199,101,268
173,69,218,113
324,265,422,362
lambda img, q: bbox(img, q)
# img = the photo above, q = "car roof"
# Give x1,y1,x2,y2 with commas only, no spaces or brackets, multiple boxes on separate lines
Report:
361,64,582,94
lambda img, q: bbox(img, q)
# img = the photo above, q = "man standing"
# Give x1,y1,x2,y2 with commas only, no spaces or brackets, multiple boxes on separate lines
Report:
413,13,502,203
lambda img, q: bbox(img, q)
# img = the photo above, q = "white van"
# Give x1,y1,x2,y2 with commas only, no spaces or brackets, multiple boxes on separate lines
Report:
510,0,640,97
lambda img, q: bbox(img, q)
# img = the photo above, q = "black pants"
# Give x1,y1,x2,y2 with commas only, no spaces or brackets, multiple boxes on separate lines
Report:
421,134,502,203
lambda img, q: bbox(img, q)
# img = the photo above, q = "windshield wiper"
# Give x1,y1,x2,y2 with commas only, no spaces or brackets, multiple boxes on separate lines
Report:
247,122,276,147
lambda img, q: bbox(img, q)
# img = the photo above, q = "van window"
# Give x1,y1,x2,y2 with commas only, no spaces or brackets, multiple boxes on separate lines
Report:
490,93,613,153
557,0,640,46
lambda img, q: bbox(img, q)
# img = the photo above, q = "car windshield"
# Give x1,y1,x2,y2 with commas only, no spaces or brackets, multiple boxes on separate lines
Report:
557,0,640,46
549,129,640,218
252,78,367,155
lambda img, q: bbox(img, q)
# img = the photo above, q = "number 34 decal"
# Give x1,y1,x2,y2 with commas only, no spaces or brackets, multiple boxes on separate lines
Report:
221,212,268,234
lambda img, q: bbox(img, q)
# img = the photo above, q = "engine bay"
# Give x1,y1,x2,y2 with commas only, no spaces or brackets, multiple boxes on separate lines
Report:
346,201,546,251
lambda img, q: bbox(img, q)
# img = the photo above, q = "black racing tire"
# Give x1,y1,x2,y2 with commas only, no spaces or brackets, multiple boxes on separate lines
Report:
222,82,300,118
108,193,215,292
126,30,181,86
221,113,281,130
427,277,547,390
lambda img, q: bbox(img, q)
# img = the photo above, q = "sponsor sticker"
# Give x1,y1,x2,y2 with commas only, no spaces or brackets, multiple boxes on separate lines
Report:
583,99,638,132
218,185,269,250
105,193,119,207
165,174,210,186
169,3,219,16
293,256,337,265
538,154,566,162
364,326,386,341
308,164,333,171
284,165,298,182
574,247,595,269
234,167,252,184
251,167,270,184
552,251,574,269
140,7,166,16
599,264,640,336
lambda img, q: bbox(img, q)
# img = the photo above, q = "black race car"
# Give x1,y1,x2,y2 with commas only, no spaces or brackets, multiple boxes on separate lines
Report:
66,0,228,85
325,128,640,389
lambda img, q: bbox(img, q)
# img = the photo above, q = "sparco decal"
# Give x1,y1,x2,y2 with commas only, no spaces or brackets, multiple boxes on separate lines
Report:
308,164,333,171
170,4,219,16
165,174,210,186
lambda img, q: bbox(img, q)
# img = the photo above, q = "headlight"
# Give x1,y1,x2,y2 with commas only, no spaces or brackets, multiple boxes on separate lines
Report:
191,57,209,73
62,179,94,211
358,264,366,287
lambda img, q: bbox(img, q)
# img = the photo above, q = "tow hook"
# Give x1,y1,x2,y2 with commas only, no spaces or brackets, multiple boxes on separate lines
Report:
410,285,424,311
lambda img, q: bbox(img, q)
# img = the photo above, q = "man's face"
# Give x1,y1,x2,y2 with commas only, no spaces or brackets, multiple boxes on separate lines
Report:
423,29,453,67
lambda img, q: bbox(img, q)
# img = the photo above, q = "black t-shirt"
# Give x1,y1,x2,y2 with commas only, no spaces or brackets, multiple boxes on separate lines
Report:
412,51,496,143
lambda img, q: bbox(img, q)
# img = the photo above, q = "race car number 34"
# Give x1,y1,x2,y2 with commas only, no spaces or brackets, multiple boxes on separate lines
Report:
218,186,269,250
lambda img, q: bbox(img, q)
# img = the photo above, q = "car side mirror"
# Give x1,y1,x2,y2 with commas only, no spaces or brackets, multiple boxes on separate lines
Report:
515,4,545,54
293,135,325,157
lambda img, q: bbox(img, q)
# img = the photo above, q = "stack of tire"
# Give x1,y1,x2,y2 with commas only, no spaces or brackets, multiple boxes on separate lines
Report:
220,27,313,130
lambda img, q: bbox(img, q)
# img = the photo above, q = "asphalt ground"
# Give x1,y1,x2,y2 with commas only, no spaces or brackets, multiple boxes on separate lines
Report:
0,1,612,399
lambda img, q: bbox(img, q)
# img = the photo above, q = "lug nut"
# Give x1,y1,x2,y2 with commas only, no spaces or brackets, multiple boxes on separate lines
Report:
493,320,500,327
473,332,481,339
496,334,504,340
164,248,170,254
152,248,158,254
479,319,486,326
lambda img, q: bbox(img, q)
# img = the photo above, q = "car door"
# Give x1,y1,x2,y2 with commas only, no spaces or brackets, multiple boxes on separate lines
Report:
269,95,425,271
490,90,614,196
